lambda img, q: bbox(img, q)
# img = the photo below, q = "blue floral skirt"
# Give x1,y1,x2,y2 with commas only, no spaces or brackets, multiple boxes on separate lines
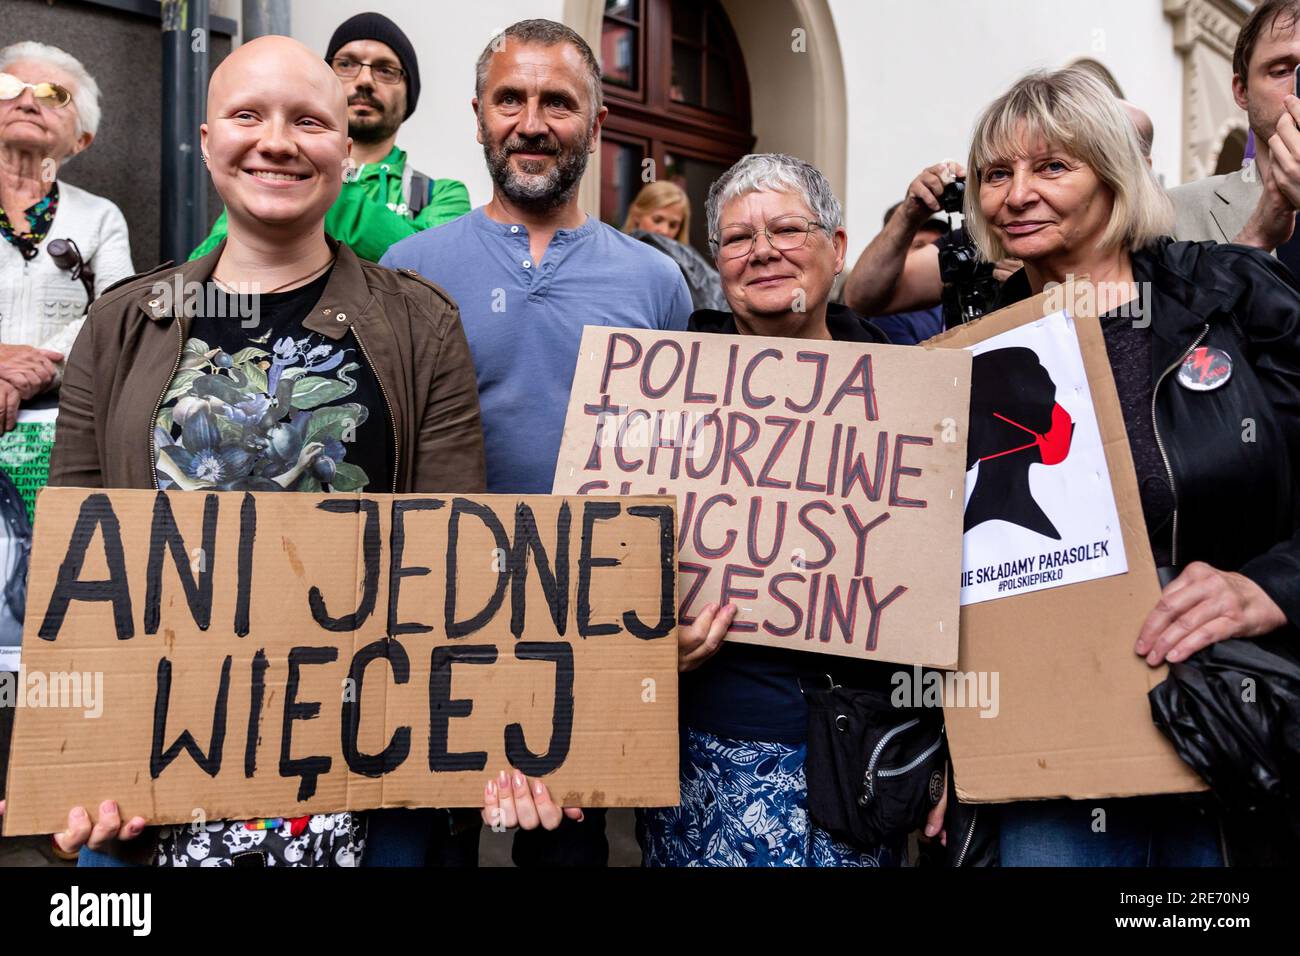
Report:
638,727,902,867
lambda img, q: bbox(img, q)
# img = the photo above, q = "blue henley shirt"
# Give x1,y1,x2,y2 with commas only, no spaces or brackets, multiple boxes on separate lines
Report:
382,207,692,493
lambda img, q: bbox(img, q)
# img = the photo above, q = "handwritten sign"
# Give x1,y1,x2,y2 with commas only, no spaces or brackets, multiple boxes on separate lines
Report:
553,328,970,667
1,488,679,836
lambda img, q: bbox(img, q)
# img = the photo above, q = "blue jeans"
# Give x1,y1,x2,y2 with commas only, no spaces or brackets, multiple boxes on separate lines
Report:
999,796,1223,866
78,846,143,867
362,808,481,867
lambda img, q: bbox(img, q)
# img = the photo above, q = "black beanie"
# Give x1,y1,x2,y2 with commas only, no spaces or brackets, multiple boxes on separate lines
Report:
325,12,421,120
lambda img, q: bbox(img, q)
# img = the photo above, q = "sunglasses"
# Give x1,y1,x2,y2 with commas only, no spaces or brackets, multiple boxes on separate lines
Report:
0,73,73,108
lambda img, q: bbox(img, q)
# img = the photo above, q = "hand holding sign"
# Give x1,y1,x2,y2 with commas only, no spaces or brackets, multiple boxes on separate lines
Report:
553,327,971,668
0,796,147,856
3,489,681,836
482,770,584,831
677,602,737,673
1134,562,1287,665
52,800,147,856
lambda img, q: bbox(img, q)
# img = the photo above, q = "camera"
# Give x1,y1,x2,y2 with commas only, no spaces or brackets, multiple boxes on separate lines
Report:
936,177,1000,327
939,177,965,216
46,238,96,313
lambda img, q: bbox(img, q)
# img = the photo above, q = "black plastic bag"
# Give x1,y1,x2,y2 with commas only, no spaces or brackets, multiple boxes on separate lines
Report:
1149,633,1300,826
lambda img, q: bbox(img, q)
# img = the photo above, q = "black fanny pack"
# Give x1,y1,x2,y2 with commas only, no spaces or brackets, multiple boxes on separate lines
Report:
804,681,947,848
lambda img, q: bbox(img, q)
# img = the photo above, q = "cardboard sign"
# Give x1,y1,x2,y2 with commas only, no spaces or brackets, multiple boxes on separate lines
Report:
2,488,680,836
930,294,1205,801
553,327,971,668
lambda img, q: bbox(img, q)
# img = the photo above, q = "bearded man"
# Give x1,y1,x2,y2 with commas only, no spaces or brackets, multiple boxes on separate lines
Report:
378,17,692,869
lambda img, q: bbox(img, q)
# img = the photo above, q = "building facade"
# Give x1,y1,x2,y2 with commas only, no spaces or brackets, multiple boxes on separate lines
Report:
286,0,1254,262
10,0,1258,263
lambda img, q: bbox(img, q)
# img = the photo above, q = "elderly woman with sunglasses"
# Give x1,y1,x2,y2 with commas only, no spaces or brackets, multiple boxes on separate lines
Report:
0,42,133,433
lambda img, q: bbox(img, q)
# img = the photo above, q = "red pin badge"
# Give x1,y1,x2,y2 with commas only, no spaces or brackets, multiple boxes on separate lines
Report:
1177,346,1233,392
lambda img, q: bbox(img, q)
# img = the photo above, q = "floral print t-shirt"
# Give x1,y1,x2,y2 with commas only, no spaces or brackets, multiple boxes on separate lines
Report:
154,269,393,495
152,268,392,866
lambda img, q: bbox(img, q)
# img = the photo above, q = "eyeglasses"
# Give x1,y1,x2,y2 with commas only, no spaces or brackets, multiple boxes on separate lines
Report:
712,215,827,260
0,73,72,108
328,56,406,85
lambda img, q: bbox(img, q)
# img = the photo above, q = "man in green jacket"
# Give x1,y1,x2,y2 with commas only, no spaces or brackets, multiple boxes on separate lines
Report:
190,11,469,263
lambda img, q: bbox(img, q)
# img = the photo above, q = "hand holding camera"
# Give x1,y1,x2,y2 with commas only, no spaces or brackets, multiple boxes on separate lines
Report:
902,160,964,226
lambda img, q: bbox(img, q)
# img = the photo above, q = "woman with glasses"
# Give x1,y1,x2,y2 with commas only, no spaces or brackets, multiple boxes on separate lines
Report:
638,153,946,867
0,42,133,435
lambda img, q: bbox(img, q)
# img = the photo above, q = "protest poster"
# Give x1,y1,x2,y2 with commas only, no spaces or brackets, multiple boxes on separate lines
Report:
960,310,1128,605
930,293,1205,801
553,328,971,668
2,488,680,836
0,406,54,671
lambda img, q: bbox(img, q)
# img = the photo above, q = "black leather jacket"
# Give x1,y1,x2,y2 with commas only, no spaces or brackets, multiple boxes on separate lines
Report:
1135,238,1300,624
947,239,1300,865
998,238,1300,627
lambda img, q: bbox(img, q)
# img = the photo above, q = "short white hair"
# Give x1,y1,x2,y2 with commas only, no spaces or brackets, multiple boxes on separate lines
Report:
0,41,101,138
706,153,843,253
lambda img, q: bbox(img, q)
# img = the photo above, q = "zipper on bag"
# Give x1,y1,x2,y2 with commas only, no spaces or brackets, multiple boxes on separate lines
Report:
953,807,978,867
858,718,942,806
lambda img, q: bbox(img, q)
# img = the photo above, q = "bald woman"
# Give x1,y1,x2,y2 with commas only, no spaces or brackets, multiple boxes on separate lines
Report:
9,36,491,867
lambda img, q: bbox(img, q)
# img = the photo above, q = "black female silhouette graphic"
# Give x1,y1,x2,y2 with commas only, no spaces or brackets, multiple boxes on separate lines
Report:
965,347,1075,540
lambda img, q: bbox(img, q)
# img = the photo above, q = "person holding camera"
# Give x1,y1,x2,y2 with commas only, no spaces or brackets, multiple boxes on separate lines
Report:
0,41,133,433
861,201,949,345
843,160,1019,329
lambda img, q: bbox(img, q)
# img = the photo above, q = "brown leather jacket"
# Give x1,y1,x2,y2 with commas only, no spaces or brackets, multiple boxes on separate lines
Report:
49,239,486,495
45,239,486,864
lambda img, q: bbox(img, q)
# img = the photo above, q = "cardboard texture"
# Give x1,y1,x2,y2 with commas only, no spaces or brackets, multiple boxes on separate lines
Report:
553,327,971,668
2,488,679,836
929,291,1206,802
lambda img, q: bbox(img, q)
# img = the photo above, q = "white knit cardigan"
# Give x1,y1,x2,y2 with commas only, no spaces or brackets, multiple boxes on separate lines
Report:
0,179,135,370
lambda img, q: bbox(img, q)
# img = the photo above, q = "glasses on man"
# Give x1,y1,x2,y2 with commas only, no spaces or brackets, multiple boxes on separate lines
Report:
714,215,827,260
0,73,72,108
328,56,406,85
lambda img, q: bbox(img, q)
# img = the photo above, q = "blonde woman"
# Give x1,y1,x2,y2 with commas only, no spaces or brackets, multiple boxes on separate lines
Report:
622,180,690,241
964,67,1300,866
